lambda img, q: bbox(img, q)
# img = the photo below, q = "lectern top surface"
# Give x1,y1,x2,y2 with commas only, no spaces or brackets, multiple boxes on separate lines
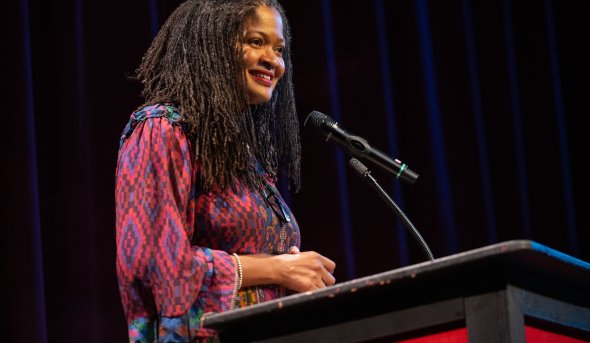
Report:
203,240,589,329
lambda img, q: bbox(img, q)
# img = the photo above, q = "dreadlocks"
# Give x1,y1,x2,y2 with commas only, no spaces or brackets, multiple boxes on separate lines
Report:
135,0,300,192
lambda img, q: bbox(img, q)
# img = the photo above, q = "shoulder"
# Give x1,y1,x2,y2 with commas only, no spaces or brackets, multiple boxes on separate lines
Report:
132,104,184,123
119,104,190,147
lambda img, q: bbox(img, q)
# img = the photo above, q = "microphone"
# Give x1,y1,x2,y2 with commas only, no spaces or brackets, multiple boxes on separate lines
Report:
304,111,419,184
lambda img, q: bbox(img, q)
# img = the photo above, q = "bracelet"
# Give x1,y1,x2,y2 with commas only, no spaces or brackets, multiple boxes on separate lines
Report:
232,253,243,308
233,253,243,290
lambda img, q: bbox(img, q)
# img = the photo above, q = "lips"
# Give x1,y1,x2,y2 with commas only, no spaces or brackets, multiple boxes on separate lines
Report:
248,69,273,86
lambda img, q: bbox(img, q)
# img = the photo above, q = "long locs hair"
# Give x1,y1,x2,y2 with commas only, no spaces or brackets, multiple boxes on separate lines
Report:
135,0,300,192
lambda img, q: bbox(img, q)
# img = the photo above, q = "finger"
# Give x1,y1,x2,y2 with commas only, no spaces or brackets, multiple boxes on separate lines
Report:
320,267,336,286
320,255,336,273
288,246,300,254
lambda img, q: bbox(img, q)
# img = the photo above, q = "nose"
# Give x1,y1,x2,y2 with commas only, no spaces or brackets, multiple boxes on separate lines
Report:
259,47,278,70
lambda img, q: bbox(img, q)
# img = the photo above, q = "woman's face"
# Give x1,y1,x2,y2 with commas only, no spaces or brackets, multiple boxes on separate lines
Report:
242,6,286,105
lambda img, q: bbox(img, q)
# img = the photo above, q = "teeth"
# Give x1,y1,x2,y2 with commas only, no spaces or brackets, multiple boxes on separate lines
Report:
252,71,271,80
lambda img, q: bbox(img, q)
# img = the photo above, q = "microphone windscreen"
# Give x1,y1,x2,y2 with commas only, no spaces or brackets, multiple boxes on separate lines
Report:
304,111,335,130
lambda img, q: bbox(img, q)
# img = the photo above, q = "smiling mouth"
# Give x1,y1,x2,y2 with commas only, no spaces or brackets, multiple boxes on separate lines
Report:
249,70,273,86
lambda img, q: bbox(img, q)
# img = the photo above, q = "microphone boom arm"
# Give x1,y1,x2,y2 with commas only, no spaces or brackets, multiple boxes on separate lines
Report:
349,158,434,262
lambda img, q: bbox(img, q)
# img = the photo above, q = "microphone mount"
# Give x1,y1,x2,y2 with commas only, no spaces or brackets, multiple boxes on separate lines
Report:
349,158,434,262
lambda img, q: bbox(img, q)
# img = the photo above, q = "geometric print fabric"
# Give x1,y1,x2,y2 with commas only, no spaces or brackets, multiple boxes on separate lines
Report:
115,104,301,342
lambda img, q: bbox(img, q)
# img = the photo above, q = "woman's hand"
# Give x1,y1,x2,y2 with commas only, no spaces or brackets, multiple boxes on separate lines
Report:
236,250,336,293
273,249,336,292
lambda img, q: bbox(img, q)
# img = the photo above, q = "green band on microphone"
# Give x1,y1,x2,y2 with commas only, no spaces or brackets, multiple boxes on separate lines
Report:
396,163,407,179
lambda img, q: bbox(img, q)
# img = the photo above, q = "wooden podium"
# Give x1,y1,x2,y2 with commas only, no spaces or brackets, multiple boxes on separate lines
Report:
203,240,590,342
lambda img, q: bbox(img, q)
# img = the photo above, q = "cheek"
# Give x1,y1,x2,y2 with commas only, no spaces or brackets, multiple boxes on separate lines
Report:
242,49,256,66
274,60,286,82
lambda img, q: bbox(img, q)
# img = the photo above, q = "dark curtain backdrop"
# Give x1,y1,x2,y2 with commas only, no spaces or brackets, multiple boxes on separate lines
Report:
4,0,588,341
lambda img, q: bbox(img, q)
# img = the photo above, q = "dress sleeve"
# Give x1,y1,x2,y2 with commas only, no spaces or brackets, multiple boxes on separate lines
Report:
115,114,236,324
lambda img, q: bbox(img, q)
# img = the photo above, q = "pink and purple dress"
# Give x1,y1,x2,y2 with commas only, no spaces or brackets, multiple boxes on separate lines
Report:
115,104,300,342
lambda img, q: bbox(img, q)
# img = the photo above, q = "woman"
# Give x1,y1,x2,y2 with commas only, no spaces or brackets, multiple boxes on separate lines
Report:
115,0,336,341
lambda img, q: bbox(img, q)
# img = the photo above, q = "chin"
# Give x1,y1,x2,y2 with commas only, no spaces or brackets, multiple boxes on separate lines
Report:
248,93,273,105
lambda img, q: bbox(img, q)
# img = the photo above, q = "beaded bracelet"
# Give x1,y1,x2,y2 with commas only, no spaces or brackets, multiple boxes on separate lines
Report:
232,253,243,308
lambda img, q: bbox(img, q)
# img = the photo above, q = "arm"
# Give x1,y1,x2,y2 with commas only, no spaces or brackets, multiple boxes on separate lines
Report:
115,113,235,319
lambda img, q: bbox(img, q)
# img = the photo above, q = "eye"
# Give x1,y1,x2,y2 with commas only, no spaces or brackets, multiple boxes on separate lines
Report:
275,46,286,55
248,38,263,47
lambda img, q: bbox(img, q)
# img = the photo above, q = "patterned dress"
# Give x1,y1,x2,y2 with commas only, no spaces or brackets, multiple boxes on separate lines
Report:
115,104,300,342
